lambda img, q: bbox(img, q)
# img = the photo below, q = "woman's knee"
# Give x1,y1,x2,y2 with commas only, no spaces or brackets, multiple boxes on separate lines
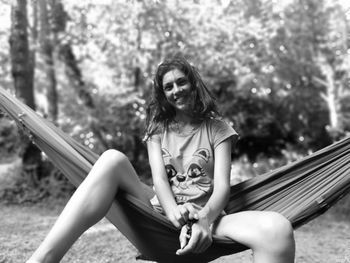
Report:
258,212,294,243
100,149,129,168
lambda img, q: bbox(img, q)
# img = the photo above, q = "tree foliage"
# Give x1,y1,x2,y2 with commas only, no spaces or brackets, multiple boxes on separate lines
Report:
1,0,350,171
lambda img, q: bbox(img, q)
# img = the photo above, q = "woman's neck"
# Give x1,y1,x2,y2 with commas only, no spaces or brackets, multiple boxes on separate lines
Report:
174,111,194,124
171,111,202,135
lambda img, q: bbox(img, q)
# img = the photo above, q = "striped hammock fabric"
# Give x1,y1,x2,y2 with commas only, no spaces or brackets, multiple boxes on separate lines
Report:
1,87,349,263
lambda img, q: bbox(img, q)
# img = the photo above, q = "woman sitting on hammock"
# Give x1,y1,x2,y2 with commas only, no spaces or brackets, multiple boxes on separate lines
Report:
27,56,295,263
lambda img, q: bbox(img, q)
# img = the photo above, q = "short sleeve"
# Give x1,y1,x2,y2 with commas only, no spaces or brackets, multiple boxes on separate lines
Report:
209,119,239,148
147,132,161,144
143,125,163,144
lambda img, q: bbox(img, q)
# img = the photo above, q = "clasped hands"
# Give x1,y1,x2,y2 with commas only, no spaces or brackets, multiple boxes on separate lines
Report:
167,203,212,255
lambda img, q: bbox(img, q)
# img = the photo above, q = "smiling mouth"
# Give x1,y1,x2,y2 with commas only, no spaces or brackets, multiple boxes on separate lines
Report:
174,96,187,104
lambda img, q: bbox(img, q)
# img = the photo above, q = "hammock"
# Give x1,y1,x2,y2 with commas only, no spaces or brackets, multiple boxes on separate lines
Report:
1,86,350,263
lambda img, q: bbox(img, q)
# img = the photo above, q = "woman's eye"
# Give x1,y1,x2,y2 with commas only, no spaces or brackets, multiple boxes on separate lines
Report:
163,78,188,91
176,79,188,86
164,84,173,91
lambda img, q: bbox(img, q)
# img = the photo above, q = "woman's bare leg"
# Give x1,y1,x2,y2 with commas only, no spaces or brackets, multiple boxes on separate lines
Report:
213,211,295,263
27,150,152,263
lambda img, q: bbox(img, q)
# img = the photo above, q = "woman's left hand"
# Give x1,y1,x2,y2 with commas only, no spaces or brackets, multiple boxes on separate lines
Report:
176,216,212,255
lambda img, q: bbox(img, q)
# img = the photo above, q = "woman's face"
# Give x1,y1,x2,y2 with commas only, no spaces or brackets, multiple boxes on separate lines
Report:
162,68,194,114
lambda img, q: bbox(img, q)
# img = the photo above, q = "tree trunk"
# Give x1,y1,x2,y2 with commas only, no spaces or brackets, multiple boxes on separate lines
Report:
10,0,42,180
59,43,109,150
49,0,108,151
324,66,338,129
38,0,58,123
315,54,343,141
10,0,35,108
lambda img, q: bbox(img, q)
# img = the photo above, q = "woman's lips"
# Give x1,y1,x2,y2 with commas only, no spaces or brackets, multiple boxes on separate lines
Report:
174,96,186,104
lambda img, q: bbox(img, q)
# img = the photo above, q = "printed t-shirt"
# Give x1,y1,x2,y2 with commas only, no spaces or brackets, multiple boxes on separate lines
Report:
149,119,238,211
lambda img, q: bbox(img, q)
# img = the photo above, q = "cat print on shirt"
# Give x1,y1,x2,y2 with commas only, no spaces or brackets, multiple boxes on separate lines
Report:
162,148,212,203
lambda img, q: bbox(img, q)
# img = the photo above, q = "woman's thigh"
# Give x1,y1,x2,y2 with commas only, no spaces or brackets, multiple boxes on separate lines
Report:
88,149,153,206
212,211,293,250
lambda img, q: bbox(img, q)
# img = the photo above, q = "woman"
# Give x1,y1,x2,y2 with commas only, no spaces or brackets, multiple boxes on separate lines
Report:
27,56,295,263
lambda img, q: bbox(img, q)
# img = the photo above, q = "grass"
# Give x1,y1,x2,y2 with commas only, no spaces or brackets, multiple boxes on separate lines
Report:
1,156,349,262
0,196,349,263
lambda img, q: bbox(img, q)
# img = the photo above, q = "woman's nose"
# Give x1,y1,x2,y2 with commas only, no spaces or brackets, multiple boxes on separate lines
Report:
173,83,182,94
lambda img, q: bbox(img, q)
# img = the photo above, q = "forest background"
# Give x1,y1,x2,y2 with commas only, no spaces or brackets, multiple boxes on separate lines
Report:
1,0,350,205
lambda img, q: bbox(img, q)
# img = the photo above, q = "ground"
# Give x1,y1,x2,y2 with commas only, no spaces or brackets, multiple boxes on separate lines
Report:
0,160,349,263
0,201,349,263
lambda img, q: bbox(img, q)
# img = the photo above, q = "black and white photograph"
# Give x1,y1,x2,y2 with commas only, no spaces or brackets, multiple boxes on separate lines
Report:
0,0,349,262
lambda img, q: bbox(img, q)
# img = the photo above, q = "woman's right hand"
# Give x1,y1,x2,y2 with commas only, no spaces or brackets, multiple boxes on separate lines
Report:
167,203,199,228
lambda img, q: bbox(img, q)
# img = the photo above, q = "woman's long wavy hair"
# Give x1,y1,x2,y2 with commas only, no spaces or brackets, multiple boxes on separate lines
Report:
144,55,219,140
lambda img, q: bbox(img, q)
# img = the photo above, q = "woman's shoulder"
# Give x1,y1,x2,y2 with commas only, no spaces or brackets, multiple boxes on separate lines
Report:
204,117,239,143
143,123,165,143
205,117,233,130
